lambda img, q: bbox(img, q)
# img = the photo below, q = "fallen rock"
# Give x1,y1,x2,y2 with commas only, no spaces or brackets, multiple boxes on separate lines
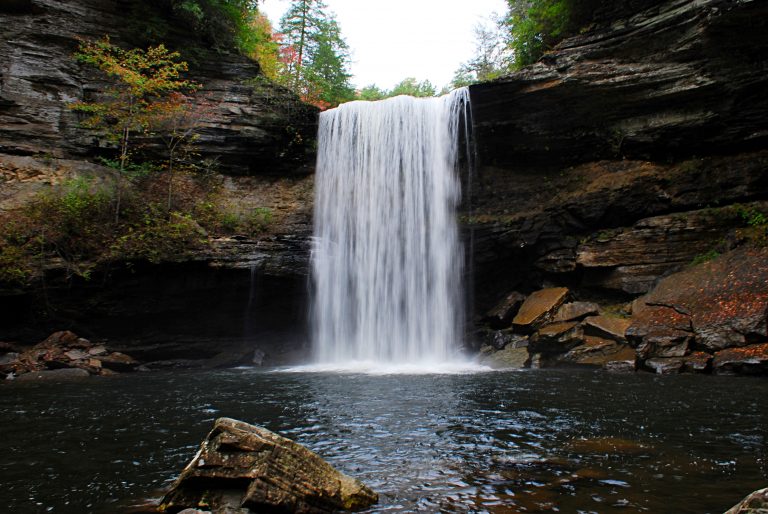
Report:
628,247,768,363
558,336,636,367
725,487,768,514
583,316,632,342
484,291,526,329
38,331,81,348
553,302,599,323
477,329,528,350
512,287,569,333
682,351,712,373
10,331,140,377
14,368,91,382
627,304,693,359
604,358,637,373
645,357,684,375
160,417,378,514
480,345,529,369
529,321,584,355
713,343,768,375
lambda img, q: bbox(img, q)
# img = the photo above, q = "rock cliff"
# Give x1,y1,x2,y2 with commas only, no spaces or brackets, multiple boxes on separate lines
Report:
0,0,316,359
0,0,318,175
467,0,768,308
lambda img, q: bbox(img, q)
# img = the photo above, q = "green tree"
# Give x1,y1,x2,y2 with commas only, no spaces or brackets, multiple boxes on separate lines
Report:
389,77,437,98
171,0,261,52
506,0,569,67
357,84,387,101
70,36,198,222
452,16,513,87
504,0,603,68
278,0,354,108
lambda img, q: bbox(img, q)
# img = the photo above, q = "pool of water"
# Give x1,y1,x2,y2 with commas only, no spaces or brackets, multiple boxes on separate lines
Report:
1,368,766,513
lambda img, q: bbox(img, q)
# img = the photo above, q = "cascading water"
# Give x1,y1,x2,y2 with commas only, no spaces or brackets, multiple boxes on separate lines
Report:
309,88,472,371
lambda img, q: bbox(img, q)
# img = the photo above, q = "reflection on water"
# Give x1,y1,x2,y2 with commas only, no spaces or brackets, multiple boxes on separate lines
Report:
0,369,766,513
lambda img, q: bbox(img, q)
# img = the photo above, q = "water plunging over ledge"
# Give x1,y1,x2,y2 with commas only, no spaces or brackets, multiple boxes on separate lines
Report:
305,89,476,373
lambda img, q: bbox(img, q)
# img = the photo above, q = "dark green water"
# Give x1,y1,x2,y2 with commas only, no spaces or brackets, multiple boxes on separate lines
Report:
0,368,766,513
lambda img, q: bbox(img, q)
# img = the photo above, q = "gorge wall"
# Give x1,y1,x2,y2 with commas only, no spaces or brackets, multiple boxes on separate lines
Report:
467,0,768,307
1,0,766,370
0,0,316,363
465,0,768,373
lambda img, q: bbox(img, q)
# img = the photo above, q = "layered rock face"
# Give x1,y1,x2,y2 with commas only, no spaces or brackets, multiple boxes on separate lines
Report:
467,0,768,307
0,0,316,358
0,0,317,175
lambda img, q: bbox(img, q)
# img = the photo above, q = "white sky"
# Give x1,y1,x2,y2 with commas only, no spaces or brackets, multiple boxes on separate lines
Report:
258,0,508,91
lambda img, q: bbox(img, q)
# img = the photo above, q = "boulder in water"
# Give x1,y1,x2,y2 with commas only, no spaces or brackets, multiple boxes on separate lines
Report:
480,345,529,369
713,343,768,375
160,417,378,514
724,487,768,514
645,357,684,375
14,368,90,381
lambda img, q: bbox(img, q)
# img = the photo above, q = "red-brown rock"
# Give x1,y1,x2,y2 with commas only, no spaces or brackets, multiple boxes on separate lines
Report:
484,291,526,329
713,343,768,375
513,288,569,333
628,247,768,372
682,351,712,373
529,321,583,355
645,357,684,375
583,316,632,342
553,302,599,322
558,337,636,368
627,304,693,359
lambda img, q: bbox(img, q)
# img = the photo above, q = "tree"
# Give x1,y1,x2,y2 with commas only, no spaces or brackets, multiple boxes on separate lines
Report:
451,15,514,87
170,0,261,51
247,11,281,80
71,36,198,222
148,92,212,211
389,77,437,98
503,0,602,68
357,84,387,101
278,0,354,108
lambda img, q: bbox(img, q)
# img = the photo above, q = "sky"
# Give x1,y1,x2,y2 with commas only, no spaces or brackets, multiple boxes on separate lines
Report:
258,0,508,91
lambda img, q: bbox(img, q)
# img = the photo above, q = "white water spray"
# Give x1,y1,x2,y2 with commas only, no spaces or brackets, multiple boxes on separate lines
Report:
308,89,473,371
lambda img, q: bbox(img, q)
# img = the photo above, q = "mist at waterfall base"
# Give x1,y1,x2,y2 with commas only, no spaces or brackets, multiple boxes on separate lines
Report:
290,89,484,374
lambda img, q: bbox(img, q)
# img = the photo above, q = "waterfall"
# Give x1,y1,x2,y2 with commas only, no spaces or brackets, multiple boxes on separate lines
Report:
310,88,470,369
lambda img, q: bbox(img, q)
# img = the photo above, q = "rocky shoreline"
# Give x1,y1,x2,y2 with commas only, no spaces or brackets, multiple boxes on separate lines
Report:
476,245,768,375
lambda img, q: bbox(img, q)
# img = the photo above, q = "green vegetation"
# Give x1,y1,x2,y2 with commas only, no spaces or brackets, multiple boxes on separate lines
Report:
277,0,354,108
735,204,768,228
449,0,606,87
452,15,514,87
70,36,199,222
170,0,263,52
356,78,439,101
0,172,274,286
690,249,721,266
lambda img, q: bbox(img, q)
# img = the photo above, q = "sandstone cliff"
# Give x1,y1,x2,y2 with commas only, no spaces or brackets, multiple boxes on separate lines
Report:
467,0,768,307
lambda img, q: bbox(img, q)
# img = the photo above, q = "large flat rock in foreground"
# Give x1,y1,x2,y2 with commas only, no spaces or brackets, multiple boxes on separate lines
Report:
160,417,377,514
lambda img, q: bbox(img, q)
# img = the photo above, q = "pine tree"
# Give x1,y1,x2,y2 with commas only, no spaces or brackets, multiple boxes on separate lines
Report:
278,0,353,108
